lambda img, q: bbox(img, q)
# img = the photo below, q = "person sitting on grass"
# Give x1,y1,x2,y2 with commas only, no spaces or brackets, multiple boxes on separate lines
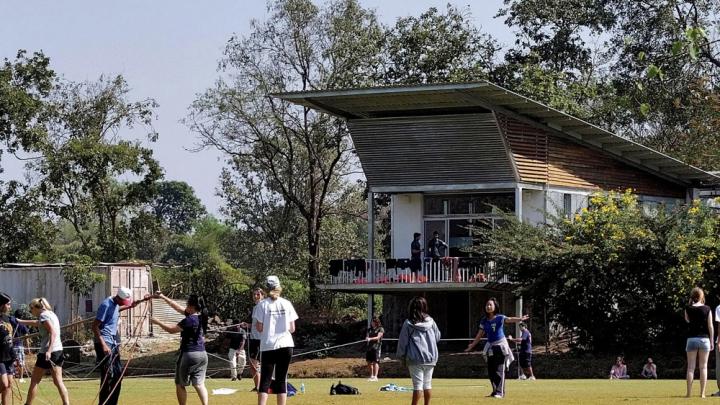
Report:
641,358,657,379
609,356,629,379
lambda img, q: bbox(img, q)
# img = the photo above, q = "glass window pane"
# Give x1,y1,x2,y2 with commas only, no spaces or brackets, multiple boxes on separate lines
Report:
449,219,473,257
472,193,515,214
448,195,471,215
424,196,445,215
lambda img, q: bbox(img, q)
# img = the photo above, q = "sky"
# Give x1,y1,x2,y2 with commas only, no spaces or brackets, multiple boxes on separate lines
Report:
0,0,513,216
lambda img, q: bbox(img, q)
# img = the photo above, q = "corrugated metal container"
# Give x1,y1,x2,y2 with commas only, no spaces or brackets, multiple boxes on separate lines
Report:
150,298,186,337
0,264,151,337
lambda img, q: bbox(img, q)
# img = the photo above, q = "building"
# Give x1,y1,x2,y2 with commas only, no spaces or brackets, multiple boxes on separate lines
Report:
275,81,720,338
1,263,152,337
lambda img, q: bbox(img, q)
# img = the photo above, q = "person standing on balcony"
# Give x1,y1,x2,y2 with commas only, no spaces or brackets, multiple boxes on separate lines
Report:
410,233,423,283
366,316,384,381
426,231,447,260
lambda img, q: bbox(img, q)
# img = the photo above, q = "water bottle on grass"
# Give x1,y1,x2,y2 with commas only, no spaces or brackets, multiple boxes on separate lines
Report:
300,382,305,394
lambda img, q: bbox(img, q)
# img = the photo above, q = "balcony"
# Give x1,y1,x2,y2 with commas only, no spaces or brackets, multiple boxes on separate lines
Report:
323,258,515,293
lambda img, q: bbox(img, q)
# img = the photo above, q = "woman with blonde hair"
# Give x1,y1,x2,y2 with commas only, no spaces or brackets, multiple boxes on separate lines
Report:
17,298,70,405
685,287,714,398
252,276,298,405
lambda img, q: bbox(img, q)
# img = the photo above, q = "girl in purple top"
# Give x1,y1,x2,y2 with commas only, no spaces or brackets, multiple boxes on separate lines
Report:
465,298,527,398
151,293,209,405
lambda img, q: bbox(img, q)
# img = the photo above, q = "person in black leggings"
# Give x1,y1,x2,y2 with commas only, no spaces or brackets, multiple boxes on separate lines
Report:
252,276,298,405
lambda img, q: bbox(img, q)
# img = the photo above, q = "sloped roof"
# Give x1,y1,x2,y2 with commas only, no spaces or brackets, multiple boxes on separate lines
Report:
274,81,720,187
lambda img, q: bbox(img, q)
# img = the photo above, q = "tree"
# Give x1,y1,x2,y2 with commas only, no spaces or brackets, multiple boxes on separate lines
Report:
188,0,383,305
34,75,162,261
0,182,55,262
0,51,57,261
62,254,105,320
477,191,720,352
0,50,55,157
380,4,500,84
498,0,720,169
149,181,206,234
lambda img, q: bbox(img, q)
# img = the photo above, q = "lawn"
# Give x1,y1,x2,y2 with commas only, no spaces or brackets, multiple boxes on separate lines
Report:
16,377,711,404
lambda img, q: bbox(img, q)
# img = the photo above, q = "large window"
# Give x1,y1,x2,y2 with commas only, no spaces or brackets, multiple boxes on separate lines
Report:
422,193,514,257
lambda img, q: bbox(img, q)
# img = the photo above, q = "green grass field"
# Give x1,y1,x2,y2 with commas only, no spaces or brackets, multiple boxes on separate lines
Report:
17,378,714,404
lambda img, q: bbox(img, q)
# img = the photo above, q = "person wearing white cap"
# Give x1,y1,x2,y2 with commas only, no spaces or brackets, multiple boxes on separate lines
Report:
252,276,298,405
92,287,149,405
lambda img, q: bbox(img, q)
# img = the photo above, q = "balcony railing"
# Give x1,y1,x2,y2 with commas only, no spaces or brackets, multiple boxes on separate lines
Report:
327,258,510,286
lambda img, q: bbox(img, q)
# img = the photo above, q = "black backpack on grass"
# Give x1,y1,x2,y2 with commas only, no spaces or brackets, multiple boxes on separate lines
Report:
330,381,360,395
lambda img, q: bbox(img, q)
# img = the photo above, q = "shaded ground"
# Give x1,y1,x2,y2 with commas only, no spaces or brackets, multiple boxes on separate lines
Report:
11,378,710,405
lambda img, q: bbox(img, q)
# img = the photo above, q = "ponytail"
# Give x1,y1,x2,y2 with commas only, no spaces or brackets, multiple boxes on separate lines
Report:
188,294,208,334
268,287,282,301
199,297,208,335
30,297,52,311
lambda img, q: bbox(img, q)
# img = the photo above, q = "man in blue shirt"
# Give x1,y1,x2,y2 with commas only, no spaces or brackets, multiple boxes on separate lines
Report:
92,287,149,405
516,322,536,380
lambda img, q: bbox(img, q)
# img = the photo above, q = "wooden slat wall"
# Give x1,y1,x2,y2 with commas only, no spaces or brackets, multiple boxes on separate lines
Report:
498,115,686,198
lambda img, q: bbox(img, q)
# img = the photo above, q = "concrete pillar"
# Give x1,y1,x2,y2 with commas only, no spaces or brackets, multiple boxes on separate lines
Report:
367,191,375,328
515,295,524,338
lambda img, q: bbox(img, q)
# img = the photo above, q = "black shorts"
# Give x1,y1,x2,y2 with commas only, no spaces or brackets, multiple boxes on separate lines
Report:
410,258,421,272
365,348,381,363
248,339,261,360
259,347,292,394
0,360,15,375
519,352,532,368
35,351,64,369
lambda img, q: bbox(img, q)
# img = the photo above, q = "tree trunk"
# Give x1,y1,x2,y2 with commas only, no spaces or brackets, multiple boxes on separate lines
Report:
306,218,322,308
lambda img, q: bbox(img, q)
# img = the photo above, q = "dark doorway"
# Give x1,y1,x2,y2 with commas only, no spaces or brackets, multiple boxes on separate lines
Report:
446,292,470,338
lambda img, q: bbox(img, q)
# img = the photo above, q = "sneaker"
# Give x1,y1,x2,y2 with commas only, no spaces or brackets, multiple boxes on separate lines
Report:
19,379,25,383
528,376,536,381
518,375,527,380
492,394,504,398
236,374,242,381
231,377,237,381
711,391,720,397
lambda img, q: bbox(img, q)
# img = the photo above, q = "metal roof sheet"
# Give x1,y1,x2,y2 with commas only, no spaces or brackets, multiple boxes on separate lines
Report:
274,81,720,187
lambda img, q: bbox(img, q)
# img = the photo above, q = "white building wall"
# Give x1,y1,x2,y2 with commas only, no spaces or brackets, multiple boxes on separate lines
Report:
521,189,546,225
391,193,423,259
522,188,591,225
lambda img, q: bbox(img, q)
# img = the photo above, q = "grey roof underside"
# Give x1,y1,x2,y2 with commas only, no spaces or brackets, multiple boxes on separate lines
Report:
348,114,515,189
274,82,720,187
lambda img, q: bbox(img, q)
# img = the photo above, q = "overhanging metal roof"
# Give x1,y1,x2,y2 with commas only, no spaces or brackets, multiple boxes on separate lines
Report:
274,81,720,187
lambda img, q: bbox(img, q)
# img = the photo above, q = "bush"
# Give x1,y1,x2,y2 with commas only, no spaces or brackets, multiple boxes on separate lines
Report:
478,191,720,353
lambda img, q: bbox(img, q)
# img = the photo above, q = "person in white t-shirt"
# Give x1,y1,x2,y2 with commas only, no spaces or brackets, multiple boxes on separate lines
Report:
252,276,298,405
17,298,70,405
